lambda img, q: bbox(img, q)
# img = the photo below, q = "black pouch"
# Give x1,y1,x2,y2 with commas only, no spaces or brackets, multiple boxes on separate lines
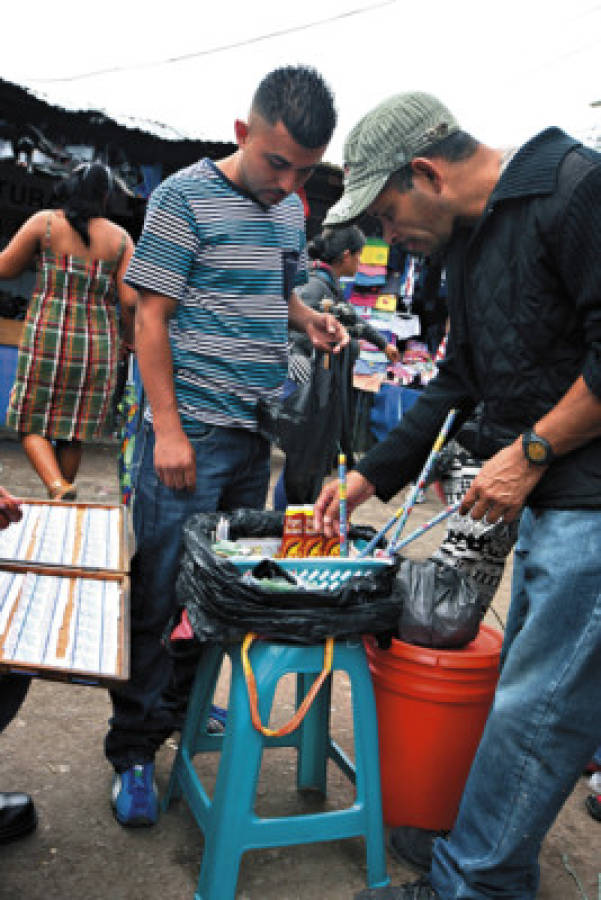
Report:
392,556,482,649
282,250,300,301
256,348,354,481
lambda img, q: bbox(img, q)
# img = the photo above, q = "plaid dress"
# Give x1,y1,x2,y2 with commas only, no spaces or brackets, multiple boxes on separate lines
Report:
6,234,124,441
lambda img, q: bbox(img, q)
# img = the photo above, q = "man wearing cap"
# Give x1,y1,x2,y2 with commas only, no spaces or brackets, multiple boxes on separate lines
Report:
314,92,601,899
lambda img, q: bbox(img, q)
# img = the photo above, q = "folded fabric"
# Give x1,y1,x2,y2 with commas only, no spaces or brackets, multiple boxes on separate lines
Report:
360,242,390,267
352,372,385,393
349,292,377,307
354,358,388,375
355,272,387,287
357,263,387,278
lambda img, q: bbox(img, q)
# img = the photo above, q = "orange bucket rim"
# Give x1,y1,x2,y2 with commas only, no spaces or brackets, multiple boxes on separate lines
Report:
365,624,503,669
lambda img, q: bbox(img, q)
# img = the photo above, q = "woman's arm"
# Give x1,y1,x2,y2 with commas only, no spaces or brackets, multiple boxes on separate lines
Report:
0,211,45,279
115,232,139,349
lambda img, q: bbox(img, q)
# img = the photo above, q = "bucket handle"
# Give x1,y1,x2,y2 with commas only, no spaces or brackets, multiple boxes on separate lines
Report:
241,633,334,738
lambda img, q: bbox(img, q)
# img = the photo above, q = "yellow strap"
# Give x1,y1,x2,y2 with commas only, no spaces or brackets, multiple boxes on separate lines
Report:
241,634,334,738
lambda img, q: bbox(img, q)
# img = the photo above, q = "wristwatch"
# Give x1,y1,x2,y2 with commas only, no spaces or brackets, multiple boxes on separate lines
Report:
522,430,555,466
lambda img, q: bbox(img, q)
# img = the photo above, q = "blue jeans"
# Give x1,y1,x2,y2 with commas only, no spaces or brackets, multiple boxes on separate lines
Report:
105,421,270,771
431,507,601,898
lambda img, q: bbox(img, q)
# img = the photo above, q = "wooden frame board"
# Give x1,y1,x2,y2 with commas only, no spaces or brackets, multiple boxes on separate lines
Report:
0,499,129,576
0,500,131,687
0,569,130,686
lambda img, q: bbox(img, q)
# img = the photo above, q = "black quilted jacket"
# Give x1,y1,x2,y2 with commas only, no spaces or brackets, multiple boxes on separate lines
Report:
358,128,601,508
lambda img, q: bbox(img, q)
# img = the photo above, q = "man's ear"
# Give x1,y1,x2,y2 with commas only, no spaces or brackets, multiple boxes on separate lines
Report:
234,119,249,147
411,157,443,193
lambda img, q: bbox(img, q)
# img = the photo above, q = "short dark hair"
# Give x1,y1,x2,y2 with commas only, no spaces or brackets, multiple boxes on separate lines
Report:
53,161,114,245
390,130,479,192
308,225,365,264
251,65,337,150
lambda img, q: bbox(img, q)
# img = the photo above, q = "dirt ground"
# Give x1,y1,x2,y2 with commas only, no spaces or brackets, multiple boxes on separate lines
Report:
0,435,599,900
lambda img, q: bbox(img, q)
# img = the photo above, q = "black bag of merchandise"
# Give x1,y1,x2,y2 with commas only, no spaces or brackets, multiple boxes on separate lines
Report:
392,556,482,649
174,510,400,645
256,348,355,487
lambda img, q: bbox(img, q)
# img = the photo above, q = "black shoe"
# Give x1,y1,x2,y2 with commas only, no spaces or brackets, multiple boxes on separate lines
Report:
0,792,37,844
354,877,439,899
388,826,449,874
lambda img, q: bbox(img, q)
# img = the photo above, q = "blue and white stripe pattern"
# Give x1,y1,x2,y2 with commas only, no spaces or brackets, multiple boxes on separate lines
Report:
125,158,308,432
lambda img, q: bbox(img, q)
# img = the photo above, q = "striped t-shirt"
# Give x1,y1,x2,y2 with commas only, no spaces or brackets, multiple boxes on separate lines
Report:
125,158,308,433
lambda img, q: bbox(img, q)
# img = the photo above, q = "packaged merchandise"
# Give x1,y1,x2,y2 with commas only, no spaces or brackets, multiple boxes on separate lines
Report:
276,505,305,558
302,505,323,556
322,536,341,557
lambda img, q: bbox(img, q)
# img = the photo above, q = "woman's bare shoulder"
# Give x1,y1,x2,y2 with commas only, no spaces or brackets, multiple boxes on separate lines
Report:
25,209,54,232
96,217,131,240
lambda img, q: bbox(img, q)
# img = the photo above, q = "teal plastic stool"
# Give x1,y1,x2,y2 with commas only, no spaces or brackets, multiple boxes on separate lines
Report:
163,639,390,900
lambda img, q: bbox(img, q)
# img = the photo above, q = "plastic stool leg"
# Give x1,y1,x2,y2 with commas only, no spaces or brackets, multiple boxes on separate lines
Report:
195,650,277,900
296,672,331,795
164,644,223,809
345,645,389,888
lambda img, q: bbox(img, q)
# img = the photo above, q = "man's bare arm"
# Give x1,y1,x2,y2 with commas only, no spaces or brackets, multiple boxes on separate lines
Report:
288,290,349,353
135,291,196,490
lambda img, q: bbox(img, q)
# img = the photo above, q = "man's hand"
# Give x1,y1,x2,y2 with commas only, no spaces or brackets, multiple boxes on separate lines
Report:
314,470,376,537
459,439,546,523
154,429,196,491
0,486,22,530
385,343,401,364
306,312,349,354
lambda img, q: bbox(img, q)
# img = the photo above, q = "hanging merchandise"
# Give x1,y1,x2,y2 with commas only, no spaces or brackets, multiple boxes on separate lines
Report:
401,255,416,308
256,348,355,495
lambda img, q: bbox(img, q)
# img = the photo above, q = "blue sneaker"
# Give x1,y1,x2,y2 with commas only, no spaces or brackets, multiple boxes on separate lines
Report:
111,762,158,827
207,704,227,733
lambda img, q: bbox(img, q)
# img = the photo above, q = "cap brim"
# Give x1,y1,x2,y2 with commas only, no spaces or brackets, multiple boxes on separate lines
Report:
324,172,389,226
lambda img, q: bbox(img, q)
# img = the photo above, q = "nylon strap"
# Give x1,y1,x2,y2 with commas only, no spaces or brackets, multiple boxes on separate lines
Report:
241,633,334,738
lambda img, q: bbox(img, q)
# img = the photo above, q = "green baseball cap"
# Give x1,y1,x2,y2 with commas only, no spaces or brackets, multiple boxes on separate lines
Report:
325,91,460,225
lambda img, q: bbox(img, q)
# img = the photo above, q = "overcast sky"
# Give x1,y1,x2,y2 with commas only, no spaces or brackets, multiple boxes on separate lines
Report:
3,0,601,163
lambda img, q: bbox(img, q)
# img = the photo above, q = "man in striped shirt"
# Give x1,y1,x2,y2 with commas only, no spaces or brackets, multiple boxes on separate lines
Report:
107,65,347,827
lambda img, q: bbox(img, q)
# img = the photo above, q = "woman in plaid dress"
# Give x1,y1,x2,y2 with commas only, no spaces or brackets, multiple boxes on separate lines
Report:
1,163,138,499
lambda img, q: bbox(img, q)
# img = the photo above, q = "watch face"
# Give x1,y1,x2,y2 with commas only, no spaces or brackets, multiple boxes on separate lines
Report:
527,440,548,463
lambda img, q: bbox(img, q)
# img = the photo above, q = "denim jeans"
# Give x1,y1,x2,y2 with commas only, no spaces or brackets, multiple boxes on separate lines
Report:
105,421,270,771
431,507,601,898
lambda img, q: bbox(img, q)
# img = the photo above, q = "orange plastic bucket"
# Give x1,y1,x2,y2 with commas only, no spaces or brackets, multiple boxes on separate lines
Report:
365,625,503,830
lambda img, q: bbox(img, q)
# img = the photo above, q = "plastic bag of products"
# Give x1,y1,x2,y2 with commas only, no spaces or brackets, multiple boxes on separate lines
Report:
392,556,482,649
172,510,482,650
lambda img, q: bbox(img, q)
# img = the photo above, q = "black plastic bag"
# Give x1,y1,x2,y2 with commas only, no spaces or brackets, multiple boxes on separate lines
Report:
175,510,400,645
392,556,482,649
256,348,355,487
